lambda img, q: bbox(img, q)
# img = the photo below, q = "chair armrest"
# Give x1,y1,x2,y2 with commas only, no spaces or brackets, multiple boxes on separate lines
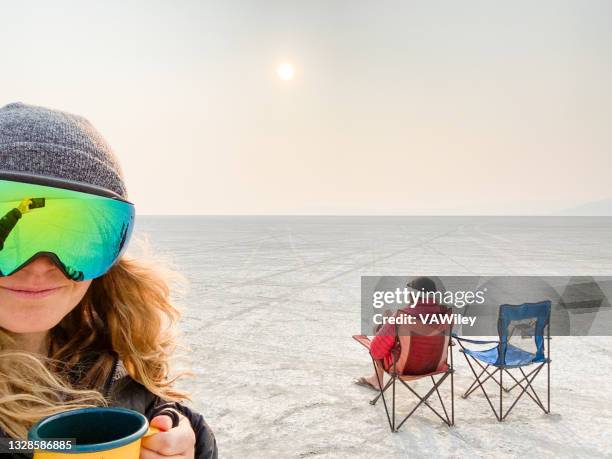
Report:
352,334,372,350
451,333,498,345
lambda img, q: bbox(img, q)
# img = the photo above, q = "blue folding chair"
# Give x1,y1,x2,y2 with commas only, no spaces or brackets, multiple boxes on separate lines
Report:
454,301,551,421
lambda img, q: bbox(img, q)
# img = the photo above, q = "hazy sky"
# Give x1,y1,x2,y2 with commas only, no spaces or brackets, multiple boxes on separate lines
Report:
1,0,610,215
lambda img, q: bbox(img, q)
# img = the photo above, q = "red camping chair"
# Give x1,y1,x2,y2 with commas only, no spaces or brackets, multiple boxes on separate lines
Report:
353,307,455,432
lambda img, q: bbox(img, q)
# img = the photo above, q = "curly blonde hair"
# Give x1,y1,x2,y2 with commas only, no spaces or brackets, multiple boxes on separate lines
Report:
0,249,190,439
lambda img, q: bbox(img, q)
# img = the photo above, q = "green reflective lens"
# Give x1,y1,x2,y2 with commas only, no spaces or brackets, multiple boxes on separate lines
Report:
0,175,134,280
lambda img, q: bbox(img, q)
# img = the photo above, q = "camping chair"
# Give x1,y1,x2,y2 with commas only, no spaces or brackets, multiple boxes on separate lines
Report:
353,307,454,432
454,300,551,422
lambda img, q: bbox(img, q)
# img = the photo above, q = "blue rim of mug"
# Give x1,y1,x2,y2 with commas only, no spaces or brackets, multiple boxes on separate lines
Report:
28,407,149,453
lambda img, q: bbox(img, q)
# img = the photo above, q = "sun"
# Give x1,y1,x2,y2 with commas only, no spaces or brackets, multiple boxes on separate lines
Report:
276,62,295,81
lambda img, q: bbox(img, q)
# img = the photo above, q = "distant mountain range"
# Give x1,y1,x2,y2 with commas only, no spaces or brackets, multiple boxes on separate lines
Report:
556,198,612,216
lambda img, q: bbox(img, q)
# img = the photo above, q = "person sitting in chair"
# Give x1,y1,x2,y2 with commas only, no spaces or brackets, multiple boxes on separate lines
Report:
355,276,448,390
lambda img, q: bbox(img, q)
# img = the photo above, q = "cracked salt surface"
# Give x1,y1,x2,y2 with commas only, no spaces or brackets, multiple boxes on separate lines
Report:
133,216,612,458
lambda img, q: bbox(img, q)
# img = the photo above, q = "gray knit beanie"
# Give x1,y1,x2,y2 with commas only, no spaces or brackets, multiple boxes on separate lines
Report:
0,102,127,198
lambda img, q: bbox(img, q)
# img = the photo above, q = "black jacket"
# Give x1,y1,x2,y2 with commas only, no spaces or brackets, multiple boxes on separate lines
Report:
0,208,21,251
1,354,218,459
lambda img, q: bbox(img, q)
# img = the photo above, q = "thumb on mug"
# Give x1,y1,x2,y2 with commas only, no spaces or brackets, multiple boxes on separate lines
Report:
149,415,173,432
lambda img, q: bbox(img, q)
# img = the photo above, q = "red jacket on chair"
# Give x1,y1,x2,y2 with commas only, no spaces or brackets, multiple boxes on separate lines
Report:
370,300,448,374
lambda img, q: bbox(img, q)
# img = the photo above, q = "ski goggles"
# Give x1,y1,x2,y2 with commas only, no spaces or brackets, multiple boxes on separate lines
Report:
0,171,135,281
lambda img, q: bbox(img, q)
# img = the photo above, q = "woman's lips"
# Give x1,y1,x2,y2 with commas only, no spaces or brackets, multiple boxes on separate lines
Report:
1,286,64,299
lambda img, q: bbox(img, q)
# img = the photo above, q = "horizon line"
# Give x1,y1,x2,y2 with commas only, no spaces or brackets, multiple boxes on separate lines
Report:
135,213,612,217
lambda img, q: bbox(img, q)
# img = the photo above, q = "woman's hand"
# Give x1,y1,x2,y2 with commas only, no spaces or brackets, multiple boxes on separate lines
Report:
17,198,32,214
140,413,196,459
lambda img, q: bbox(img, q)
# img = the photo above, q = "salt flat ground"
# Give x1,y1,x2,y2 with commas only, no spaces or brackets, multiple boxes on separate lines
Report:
134,216,612,458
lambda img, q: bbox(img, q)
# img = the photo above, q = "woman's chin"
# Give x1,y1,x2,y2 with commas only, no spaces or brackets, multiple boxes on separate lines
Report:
1,319,58,334
0,302,64,334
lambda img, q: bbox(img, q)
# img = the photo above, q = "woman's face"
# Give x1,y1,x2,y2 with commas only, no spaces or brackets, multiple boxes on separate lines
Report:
0,255,91,333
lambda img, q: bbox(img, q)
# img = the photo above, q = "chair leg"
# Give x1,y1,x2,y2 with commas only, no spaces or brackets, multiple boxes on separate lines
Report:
462,364,489,398
463,364,501,398
370,358,394,432
369,342,456,431
502,368,546,412
499,367,503,423
370,377,394,405
461,352,500,421
395,372,451,431
503,365,540,393
502,363,545,420
431,375,451,426
518,367,546,410
392,373,396,432
547,329,551,414
451,369,455,426
450,344,455,426
547,359,551,414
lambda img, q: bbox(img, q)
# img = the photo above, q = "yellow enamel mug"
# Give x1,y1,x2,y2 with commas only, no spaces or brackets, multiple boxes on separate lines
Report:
28,407,159,458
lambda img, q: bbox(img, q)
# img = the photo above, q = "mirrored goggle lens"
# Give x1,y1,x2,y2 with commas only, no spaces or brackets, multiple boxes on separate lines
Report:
0,178,134,280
